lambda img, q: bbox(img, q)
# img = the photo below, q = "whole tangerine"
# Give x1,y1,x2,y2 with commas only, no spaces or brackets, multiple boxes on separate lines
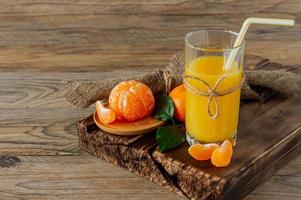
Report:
109,80,155,122
169,84,185,122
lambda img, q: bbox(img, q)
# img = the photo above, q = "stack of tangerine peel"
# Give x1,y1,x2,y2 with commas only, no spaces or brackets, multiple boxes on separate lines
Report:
96,80,233,167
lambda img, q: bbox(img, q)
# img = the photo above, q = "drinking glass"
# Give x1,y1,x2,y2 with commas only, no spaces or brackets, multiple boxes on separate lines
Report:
184,29,245,145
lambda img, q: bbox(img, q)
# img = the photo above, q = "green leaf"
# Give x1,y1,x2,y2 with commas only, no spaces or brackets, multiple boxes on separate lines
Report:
156,125,185,152
153,96,175,122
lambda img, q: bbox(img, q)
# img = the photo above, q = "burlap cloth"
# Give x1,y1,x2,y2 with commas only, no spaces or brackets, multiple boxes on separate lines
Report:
63,52,301,108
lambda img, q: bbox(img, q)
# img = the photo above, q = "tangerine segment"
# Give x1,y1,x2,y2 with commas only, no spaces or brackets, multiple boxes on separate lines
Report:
96,101,116,124
109,80,155,121
169,84,185,122
109,81,130,118
211,140,233,167
188,143,219,161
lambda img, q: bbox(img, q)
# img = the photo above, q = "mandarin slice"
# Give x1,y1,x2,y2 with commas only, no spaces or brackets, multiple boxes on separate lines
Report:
211,140,233,167
96,101,116,124
188,143,219,161
108,81,130,118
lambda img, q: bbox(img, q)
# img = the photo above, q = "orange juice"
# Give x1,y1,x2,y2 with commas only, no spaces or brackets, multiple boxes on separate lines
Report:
185,56,242,143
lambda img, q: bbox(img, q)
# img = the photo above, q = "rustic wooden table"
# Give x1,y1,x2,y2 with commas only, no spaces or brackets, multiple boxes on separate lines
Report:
0,1,300,200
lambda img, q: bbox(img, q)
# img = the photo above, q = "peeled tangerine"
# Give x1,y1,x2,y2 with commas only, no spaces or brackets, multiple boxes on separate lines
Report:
188,143,219,161
96,101,116,124
211,140,233,167
109,80,155,122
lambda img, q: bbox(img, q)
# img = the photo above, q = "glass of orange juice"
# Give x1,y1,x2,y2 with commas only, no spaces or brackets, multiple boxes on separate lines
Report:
184,30,244,145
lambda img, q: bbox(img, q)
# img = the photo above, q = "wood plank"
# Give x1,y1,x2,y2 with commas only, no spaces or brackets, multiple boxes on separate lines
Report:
1,41,301,71
0,125,79,156
0,154,300,200
0,3,300,72
0,154,184,200
0,107,93,126
0,0,299,16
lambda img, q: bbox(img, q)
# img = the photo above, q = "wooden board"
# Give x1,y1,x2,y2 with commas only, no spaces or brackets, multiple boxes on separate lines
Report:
78,96,301,200
78,114,182,194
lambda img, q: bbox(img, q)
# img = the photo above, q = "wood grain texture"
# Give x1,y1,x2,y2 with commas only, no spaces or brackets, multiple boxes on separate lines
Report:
78,116,185,196
0,154,300,200
0,0,300,199
0,154,185,200
0,0,300,72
